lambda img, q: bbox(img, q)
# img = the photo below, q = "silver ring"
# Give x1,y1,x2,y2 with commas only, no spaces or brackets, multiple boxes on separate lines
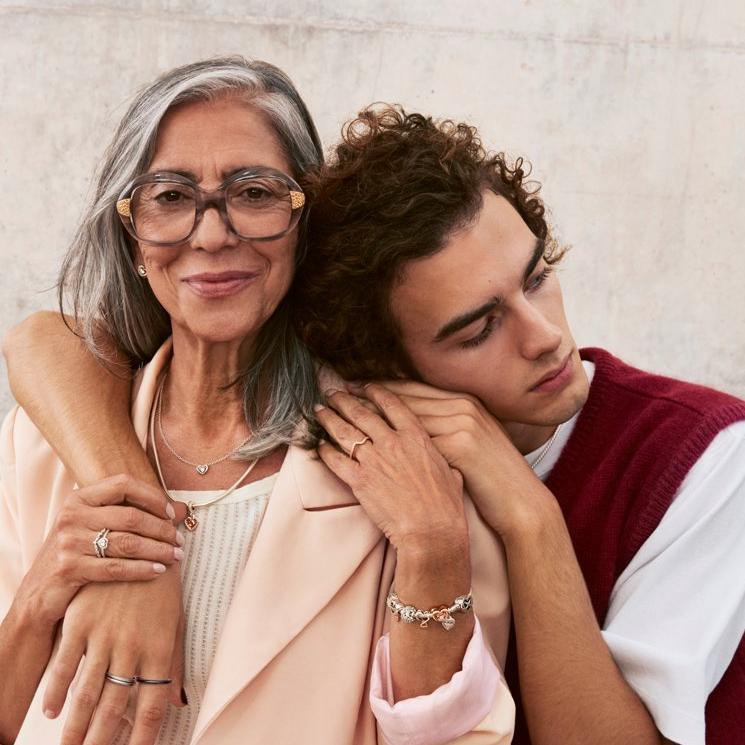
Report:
105,672,137,687
348,436,371,460
135,676,173,685
94,528,111,559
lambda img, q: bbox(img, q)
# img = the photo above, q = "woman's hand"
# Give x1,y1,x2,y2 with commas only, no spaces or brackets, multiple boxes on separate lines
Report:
315,385,469,554
316,385,475,701
13,473,182,631
44,571,184,745
351,380,553,538
33,475,185,745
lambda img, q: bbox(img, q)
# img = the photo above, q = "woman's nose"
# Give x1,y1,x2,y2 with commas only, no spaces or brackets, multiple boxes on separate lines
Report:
190,206,239,252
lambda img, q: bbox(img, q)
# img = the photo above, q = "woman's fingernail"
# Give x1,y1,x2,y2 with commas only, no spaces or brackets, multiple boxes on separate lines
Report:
174,547,184,561
313,403,325,412
175,531,185,547
324,388,340,397
166,503,176,520
153,562,166,573
181,687,188,705
43,709,57,719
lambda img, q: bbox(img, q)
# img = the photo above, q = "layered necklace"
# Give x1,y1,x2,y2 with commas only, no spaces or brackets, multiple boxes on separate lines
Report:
149,373,258,531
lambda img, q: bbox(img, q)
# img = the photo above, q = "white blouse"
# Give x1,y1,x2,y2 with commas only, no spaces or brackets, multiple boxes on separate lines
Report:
112,473,277,745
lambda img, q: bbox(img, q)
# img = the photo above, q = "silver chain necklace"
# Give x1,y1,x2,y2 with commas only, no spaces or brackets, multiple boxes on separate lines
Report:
149,376,258,531
156,374,251,475
528,423,562,471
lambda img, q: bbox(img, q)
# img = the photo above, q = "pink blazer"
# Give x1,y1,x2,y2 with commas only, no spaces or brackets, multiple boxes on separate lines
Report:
0,342,514,744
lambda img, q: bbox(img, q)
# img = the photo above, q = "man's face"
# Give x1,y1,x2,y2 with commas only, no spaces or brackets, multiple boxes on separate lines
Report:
389,190,589,429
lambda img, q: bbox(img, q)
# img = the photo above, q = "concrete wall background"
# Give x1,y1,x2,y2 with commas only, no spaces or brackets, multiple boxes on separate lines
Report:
1,1,744,418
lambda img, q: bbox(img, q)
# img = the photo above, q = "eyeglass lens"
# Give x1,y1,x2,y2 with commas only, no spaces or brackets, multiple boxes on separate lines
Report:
130,177,297,243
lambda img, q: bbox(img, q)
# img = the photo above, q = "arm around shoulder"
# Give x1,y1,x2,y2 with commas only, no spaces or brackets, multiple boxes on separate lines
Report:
2,311,151,486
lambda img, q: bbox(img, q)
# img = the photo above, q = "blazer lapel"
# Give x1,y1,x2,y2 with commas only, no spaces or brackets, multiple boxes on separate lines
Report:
127,344,384,743
191,443,383,744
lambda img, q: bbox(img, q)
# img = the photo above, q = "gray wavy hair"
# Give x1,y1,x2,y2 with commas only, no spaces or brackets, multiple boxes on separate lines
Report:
58,56,324,458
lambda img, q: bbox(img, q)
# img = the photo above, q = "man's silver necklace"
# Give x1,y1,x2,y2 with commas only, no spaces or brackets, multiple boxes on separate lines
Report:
156,373,251,475
528,424,562,471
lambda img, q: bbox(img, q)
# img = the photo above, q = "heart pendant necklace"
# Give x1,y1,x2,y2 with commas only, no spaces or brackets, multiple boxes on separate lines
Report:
156,373,251,475
149,372,258,531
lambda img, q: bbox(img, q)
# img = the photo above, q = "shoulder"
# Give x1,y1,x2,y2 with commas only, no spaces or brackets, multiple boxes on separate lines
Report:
581,348,745,430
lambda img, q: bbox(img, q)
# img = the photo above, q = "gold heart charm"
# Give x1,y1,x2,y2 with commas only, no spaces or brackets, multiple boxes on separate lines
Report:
184,513,199,531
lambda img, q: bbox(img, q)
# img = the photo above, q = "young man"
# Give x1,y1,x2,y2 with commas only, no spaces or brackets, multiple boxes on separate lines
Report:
292,106,745,745
5,107,744,745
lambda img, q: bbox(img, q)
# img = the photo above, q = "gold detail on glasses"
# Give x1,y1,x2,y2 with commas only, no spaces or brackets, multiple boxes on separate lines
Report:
290,191,305,210
116,198,131,217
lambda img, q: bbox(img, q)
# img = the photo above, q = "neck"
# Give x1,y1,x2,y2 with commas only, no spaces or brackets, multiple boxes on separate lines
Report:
503,421,558,455
164,326,257,439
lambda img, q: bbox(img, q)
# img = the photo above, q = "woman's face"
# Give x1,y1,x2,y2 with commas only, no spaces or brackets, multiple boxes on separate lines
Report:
134,97,297,347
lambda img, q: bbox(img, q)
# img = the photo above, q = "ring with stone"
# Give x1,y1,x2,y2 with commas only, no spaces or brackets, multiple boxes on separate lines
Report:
93,528,111,559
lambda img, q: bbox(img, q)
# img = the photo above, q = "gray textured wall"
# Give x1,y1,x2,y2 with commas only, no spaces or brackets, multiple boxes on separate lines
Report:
1,1,744,418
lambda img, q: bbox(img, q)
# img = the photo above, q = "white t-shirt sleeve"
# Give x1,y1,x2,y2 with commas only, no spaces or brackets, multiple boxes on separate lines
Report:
601,420,745,745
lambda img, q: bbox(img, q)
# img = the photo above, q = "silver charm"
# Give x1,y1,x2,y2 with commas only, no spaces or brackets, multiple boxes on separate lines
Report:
196,464,209,475
399,605,418,624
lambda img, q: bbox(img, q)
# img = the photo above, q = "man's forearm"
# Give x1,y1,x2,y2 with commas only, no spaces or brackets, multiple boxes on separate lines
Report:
503,499,664,745
3,312,158,488
0,601,57,744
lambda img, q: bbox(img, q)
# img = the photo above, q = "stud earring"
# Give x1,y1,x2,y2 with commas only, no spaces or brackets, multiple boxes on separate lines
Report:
137,265,147,277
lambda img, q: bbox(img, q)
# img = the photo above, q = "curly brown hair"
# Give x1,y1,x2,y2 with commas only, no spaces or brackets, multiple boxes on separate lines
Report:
293,104,564,381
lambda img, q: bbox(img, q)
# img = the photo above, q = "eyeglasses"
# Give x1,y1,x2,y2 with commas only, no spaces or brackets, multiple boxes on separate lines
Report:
116,168,306,245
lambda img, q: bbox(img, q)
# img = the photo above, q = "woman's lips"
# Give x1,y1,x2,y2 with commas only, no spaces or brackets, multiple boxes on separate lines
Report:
182,271,260,298
530,352,574,394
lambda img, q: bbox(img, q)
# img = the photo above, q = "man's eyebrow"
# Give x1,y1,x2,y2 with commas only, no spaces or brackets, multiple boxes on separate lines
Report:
523,237,546,282
433,237,546,344
434,297,502,343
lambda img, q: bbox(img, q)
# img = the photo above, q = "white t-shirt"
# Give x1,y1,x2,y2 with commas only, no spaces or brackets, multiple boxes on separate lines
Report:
527,361,745,745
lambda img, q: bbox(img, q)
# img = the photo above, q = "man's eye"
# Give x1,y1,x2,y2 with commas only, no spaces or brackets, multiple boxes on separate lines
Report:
460,316,497,349
527,266,553,291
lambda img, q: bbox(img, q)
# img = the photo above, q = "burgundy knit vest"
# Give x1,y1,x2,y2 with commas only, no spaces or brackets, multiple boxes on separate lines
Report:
504,348,745,744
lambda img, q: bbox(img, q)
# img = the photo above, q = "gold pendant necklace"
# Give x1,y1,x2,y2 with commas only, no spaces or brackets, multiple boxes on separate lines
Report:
148,372,258,531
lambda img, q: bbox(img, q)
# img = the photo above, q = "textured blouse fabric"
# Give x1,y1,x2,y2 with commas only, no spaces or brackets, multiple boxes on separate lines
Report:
111,473,277,745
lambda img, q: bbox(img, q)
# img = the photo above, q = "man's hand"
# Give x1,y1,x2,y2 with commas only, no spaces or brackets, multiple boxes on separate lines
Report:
43,569,185,745
351,380,553,537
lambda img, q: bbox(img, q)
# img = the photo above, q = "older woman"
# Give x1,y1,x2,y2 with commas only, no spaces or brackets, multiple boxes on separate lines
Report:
0,58,512,745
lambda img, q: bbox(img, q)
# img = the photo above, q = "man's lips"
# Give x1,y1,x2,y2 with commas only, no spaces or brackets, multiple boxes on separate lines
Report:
182,271,260,298
529,352,574,393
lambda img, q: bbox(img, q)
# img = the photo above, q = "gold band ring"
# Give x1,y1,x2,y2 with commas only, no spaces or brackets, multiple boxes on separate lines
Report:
348,436,372,460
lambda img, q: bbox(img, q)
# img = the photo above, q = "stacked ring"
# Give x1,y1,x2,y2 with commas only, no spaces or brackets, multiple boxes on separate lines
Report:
135,676,173,685
105,672,137,687
93,528,111,559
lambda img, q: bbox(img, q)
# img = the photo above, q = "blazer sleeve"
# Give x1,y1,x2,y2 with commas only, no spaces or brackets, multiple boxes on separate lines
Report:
371,617,515,745
0,407,25,619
